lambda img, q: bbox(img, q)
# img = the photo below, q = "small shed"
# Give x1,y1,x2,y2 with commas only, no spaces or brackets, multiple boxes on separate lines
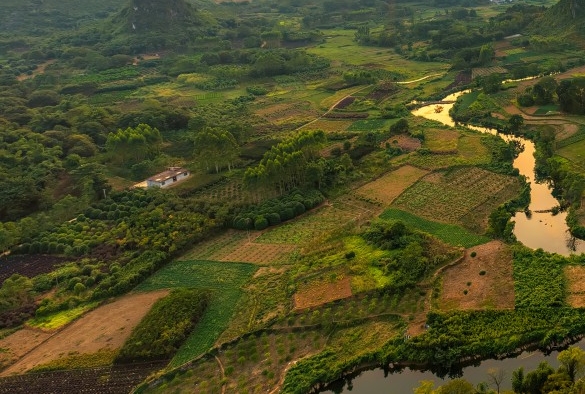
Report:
146,167,190,188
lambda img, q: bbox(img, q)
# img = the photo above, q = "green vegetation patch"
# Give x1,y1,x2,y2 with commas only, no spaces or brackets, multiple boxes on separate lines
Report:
557,139,585,168
116,288,210,363
513,248,566,308
30,349,117,372
533,104,560,115
27,302,99,330
256,205,356,245
136,260,257,366
347,119,390,131
379,209,489,248
556,127,585,149
281,316,403,394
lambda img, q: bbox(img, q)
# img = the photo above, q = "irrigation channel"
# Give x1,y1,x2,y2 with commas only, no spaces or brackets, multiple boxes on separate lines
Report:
320,89,585,393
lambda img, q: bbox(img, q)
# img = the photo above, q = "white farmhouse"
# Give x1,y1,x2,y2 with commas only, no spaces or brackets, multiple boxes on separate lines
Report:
146,167,190,188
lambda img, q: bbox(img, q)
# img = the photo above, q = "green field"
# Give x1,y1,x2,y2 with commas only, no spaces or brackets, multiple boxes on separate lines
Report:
379,208,490,248
347,119,390,131
391,166,519,230
136,260,257,366
256,205,357,245
557,139,585,169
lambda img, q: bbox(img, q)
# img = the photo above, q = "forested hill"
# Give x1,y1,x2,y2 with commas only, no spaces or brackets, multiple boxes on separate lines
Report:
113,0,204,34
0,0,121,33
530,0,585,36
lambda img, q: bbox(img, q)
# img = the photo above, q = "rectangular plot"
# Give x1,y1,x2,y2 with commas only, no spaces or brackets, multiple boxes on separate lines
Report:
354,165,429,206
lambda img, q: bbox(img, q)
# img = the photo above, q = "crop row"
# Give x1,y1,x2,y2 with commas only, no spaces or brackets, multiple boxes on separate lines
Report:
0,361,167,394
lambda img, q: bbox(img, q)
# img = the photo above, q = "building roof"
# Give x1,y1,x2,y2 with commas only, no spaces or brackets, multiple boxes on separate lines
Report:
147,167,189,183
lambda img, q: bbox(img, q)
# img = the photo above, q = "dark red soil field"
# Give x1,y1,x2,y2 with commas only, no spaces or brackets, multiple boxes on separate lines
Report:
0,255,71,283
0,361,167,394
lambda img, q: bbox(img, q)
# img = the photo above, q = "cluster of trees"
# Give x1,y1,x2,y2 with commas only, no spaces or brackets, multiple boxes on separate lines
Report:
232,189,324,230
105,124,162,165
363,220,455,289
192,128,239,173
243,130,327,194
116,288,210,363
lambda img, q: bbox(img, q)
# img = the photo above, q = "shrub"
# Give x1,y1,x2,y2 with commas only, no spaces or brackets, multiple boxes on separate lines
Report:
254,216,269,231
479,270,486,276
470,251,477,258
266,213,281,226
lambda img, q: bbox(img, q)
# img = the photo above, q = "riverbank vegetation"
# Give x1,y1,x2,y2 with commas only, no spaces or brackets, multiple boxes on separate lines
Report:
3,0,585,392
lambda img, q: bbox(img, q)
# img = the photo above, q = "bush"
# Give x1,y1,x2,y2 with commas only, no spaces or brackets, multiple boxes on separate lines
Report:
266,213,281,226
254,216,269,231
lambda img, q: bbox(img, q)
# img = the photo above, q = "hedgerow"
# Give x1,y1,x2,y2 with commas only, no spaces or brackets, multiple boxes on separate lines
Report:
231,189,324,230
116,288,210,363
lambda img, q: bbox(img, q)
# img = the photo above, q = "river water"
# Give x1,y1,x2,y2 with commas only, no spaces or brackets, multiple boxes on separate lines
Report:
410,90,585,255
321,90,585,393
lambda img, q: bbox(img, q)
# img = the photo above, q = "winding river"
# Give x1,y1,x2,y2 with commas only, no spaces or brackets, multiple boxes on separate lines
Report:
411,90,585,256
320,90,585,393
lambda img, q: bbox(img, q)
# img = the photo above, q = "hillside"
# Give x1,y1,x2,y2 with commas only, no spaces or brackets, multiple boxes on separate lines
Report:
104,0,218,52
530,0,585,36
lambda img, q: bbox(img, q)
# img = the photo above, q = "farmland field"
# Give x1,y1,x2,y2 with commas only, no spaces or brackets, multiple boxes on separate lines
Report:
1,291,168,376
354,165,429,206
424,128,459,153
379,208,490,248
347,118,390,131
557,138,585,169
0,361,167,394
302,119,353,132
293,276,353,310
438,241,514,310
566,265,585,308
391,166,521,231
135,260,257,366
0,255,72,284
256,204,357,245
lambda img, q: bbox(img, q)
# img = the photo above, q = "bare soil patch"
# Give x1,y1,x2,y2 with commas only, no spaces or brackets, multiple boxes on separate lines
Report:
293,277,352,310
556,123,580,141
354,165,429,206
0,290,168,376
16,60,55,81
0,329,51,370
383,135,421,152
438,241,514,310
566,266,585,307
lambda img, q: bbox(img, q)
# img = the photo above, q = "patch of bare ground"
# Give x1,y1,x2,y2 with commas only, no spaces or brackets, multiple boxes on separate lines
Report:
354,165,429,206
293,277,352,310
438,241,514,311
566,266,585,307
383,135,421,152
0,290,168,376
557,123,580,141
0,329,51,370
16,60,55,81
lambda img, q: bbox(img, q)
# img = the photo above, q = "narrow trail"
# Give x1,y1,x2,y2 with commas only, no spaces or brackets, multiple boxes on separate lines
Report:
297,84,373,130
396,73,444,84
214,355,226,394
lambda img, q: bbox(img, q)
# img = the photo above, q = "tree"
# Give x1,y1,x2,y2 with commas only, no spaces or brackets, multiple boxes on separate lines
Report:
558,346,585,383
487,367,506,393
436,378,475,394
193,128,239,173
106,124,162,164
508,114,524,133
